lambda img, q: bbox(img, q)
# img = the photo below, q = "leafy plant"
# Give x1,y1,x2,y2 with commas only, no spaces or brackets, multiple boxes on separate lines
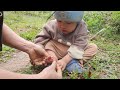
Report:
110,11,120,33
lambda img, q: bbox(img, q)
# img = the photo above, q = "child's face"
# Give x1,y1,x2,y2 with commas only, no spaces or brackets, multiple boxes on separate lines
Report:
57,20,77,34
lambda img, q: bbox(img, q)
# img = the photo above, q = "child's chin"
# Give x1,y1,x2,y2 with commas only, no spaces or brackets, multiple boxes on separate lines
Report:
62,32,69,34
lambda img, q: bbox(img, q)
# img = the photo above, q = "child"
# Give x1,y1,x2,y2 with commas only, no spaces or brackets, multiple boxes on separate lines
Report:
35,11,98,73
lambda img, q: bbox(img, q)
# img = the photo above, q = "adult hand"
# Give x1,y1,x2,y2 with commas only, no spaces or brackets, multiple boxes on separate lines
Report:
39,61,62,79
44,49,58,66
44,56,58,66
27,44,50,66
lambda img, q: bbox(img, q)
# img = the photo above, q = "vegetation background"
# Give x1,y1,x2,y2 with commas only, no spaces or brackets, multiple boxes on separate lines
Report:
0,11,120,79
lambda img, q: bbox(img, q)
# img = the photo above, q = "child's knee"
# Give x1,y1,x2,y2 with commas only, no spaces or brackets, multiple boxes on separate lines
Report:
89,43,98,51
66,59,83,73
82,43,98,60
85,43,98,55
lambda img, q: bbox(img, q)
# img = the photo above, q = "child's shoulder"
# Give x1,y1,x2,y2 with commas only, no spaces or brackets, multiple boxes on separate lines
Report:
76,19,88,33
44,19,57,29
47,19,57,25
80,19,87,25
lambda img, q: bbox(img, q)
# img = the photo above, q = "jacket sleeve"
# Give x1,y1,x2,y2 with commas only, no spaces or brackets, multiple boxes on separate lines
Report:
34,21,54,48
68,21,89,59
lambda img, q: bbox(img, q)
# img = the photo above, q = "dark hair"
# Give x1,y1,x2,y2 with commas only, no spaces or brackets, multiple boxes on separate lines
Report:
0,11,3,51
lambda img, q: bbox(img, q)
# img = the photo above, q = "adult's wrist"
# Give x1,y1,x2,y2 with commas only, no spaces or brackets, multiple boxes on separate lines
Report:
24,42,35,54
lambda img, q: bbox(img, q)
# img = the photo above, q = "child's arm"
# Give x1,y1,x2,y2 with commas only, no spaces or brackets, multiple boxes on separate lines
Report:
57,21,89,70
35,28,51,47
35,20,55,47
57,54,72,71
67,21,89,60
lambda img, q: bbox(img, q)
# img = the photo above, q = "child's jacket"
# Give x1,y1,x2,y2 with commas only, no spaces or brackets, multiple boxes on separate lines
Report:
35,19,89,59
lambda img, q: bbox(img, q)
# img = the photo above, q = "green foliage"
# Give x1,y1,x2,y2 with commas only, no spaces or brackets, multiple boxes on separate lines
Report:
109,11,120,33
20,30,37,41
2,45,15,52
0,45,15,63
4,11,52,41
84,11,120,41
84,11,108,33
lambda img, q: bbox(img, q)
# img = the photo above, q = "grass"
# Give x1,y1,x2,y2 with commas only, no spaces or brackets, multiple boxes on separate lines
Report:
1,11,120,79
0,45,15,63
4,11,52,40
1,11,52,60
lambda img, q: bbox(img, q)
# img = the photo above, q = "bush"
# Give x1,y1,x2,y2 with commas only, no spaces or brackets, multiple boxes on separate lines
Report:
84,11,120,41
84,11,108,34
110,11,120,34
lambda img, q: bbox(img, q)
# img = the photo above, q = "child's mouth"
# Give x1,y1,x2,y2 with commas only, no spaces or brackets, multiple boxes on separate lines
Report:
62,30,67,33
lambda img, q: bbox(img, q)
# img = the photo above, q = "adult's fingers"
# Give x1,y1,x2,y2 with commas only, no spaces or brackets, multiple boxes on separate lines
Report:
34,62,43,66
32,59,45,66
30,60,35,66
56,65,62,75
49,61,57,69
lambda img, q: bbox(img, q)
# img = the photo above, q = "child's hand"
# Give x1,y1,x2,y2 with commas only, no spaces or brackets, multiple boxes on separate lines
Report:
79,59,87,68
79,60,83,68
57,60,67,71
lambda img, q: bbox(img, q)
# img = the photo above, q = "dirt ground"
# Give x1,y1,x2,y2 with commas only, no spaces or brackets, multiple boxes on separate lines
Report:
0,50,31,72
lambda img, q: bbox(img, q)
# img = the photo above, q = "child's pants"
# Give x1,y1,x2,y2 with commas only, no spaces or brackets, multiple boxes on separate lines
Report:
45,40,98,73
66,59,83,73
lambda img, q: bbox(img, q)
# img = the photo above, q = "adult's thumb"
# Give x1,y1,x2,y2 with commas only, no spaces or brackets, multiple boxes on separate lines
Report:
36,46,49,56
56,66,62,75
50,61,57,69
